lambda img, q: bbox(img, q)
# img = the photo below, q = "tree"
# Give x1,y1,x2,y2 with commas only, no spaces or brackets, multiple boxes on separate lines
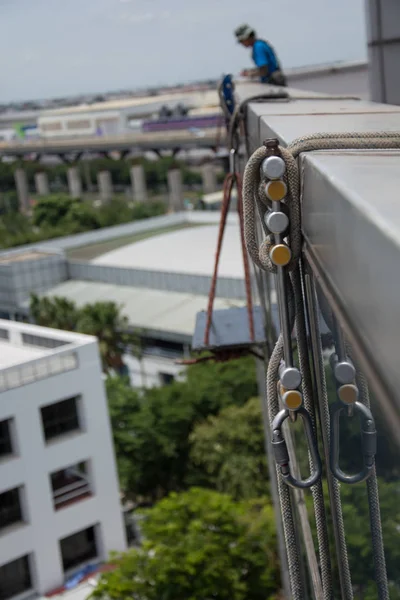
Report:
189,397,269,500
33,195,80,228
30,294,78,331
91,488,281,600
106,357,258,502
63,201,100,232
30,295,137,374
338,480,400,598
77,301,132,372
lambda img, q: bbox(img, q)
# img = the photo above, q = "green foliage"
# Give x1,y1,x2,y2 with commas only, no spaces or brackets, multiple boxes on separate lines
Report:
0,194,166,249
92,488,281,600
30,294,78,332
106,357,258,502
131,199,166,220
30,295,138,373
189,397,269,499
62,201,101,232
339,480,400,594
33,195,82,228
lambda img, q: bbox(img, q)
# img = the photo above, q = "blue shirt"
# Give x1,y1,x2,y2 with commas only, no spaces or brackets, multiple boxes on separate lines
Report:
252,39,279,83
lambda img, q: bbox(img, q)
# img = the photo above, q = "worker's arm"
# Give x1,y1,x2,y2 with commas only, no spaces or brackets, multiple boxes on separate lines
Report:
241,66,269,79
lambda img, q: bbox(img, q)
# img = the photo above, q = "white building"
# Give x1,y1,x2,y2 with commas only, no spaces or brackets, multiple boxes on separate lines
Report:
0,320,126,599
37,90,220,139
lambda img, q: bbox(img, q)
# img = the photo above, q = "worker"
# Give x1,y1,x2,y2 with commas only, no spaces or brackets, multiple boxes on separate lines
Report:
235,24,287,86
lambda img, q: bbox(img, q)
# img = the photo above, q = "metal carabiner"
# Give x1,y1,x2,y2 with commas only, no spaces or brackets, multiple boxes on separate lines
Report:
229,147,237,174
330,400,377,484
272,407,322,489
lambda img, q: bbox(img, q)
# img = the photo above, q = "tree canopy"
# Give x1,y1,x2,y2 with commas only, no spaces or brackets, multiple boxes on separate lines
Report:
92,488,281,600
106,357,258,502
189,397,269,499
30,295,138,373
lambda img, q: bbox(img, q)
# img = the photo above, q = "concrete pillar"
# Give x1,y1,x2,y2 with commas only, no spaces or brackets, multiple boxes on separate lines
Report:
202,164,217,194
34,172,49,196
67,166,82,198
14,168,29,213
366,0,400,104
167,169,183,211
130,165,147,202
97,170,113,203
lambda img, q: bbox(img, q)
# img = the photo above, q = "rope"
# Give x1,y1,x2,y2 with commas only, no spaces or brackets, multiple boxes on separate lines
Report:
308,280,354,600
204,171,255,346
318,286,389,599
347,348,389,600
242,131,400,600
292,264,333,600
267,319,305,599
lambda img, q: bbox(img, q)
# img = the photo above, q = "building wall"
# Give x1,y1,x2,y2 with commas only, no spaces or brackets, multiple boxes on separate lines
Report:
124,353,186,388
0,334,126,595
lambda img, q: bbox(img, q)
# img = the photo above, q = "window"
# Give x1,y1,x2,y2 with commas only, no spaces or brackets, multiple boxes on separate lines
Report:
141,337,184,359
41,396,80,442
159,372,175,386
66,119,91,130
0,488,23,530
0,555,32,600
60,526,97,572
0,329,9,340
0,420,13,458
95,117,118,128
50,462,91,510
41,121,62,132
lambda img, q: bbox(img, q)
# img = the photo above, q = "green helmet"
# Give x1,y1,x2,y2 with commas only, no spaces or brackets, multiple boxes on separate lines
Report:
234,24,256,42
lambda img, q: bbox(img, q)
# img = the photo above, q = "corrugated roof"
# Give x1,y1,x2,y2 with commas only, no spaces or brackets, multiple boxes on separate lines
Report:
39,90,219,118
92,224,245,279
39,280,245,339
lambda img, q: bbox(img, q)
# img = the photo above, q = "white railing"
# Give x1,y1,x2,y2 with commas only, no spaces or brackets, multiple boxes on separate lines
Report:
0,350,78,393
53,479,91,507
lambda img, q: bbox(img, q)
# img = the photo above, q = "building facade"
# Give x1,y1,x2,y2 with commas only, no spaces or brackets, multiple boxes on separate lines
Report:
0,320,126,599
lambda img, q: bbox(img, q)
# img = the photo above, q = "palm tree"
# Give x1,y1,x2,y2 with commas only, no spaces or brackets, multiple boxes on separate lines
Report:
30,295,138,377
30,294,78,331
76,301,131,374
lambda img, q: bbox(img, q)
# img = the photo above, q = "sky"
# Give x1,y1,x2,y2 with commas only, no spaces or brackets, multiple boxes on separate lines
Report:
0,0,368,102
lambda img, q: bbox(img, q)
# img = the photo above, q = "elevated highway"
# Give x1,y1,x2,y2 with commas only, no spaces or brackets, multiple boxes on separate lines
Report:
0,127,225,159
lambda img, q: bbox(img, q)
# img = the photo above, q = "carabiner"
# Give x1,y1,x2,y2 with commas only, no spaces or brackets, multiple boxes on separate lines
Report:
272,407,322,489
229,148,237,174
330,400,377,484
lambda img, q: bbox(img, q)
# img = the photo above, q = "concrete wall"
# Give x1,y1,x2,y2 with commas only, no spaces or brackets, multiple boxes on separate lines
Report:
0,253,68,313
68,261,246,300
366,0,400,104
0,326,125,595
124,353,185,388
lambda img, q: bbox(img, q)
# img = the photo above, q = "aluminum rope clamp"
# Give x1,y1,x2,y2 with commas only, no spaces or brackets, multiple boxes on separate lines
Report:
272,406,322,489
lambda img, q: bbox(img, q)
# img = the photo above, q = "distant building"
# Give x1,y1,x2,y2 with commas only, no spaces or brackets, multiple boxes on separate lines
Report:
0,320,126,598
0,213,247,388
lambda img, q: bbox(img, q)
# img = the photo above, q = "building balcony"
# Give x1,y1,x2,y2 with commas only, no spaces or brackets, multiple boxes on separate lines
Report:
51,463,91,511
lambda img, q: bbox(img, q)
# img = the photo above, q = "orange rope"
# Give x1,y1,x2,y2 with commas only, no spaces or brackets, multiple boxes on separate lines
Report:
204,171,255,346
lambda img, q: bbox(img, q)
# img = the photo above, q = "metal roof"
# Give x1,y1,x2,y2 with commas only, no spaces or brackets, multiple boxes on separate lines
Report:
39,280,245,341
92,224,245,279
39,90,219,118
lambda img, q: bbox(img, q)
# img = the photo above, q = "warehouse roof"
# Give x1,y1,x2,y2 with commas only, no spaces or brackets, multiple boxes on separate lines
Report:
38,280,245,341
92,224,245,279
39,90,219,117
